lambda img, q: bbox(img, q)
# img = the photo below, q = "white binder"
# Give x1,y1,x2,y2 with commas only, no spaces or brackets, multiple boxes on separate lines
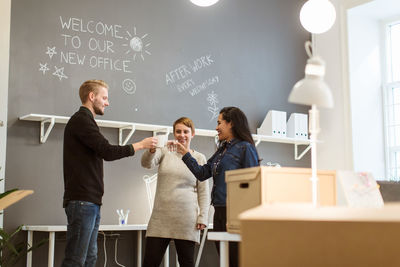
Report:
287,113,308,139
257,110,287,137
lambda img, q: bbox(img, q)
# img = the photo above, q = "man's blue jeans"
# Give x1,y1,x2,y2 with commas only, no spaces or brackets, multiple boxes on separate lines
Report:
61,201,100,267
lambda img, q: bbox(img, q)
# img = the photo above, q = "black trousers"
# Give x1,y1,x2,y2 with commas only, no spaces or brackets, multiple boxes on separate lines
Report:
143,236,195,267
213,206,239,267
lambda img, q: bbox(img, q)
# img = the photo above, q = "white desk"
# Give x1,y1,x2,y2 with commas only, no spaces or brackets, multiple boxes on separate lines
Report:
207,232,241,267
22,224,147,267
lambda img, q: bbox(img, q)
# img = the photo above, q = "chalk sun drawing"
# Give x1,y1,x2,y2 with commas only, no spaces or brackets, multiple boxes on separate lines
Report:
45,46,57,59
39,63,50,75
122,78,136,94
52,66,68,81
122,27,151,61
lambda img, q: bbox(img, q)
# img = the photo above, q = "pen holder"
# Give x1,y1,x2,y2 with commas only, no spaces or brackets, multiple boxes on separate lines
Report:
116,209,130,225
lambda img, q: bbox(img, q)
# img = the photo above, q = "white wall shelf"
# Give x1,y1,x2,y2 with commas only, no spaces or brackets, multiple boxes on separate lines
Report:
19,113,311,160
252,134,311,160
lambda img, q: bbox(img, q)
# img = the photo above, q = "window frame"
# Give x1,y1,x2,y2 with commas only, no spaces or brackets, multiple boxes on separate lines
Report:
382,17,400,180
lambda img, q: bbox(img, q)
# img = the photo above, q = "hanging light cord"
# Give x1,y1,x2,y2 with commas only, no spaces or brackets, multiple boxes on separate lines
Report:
305,40,313,58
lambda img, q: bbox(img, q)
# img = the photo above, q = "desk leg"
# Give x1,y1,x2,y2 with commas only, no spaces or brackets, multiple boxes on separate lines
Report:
195,228,208,267
27,231,33,267
137,230,142,267
164,246,169,267
48,232,55,267
220,241,229,267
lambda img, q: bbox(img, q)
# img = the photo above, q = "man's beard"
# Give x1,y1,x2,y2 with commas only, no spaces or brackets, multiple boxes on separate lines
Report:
93,101,104,115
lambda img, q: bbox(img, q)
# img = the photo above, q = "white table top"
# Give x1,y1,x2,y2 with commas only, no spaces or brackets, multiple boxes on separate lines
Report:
22,224,148,232
207,231,241,242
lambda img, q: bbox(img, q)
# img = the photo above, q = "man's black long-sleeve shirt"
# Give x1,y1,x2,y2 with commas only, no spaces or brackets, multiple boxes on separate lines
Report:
63,106,135,205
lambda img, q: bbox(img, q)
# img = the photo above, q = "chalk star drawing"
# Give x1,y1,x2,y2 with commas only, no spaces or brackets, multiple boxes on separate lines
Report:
38,63,50,75
122,78,136,94
52,66,68,81
123,27,151,61
207,91,219,121
45,46,57,59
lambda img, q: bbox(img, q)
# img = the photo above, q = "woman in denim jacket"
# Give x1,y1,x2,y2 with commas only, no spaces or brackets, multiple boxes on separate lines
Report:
173,106,260,267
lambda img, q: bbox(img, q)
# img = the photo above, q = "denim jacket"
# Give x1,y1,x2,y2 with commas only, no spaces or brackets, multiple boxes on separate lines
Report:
182,139,259,206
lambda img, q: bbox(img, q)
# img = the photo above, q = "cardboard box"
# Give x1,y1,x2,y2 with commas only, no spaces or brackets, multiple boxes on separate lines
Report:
225,167,336,233
239,204,400,267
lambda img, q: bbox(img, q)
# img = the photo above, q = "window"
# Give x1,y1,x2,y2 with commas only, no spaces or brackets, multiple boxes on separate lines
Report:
383,21,400,180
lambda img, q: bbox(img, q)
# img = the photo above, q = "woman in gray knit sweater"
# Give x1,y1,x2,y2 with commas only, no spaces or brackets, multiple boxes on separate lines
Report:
141,117,210,267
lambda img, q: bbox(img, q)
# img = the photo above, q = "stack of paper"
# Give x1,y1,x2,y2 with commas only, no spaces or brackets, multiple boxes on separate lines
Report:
257,110,286,137
286,113,308,140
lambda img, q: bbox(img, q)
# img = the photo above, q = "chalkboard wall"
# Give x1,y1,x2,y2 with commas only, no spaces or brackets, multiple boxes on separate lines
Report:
6,0,309,265
9,0,309,129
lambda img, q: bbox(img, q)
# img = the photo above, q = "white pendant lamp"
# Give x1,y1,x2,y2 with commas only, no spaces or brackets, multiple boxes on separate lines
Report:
190,0,219,7
300,0,336,34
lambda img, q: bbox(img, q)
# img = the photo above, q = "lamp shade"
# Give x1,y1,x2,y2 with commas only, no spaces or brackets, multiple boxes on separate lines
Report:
190,0,219,7
289,55,334,108
289,77,333,108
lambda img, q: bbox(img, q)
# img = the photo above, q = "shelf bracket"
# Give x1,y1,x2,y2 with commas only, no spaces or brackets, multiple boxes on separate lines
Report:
119,124,136,146
254,136,261,147
294,143,311,160
40,117,55,143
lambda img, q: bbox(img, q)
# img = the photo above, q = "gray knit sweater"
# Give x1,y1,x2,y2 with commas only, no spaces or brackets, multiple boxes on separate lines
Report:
141,147,210,243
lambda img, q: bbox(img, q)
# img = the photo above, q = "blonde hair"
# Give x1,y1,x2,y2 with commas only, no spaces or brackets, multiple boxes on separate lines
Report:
79,80,109,103
173,117,195,134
